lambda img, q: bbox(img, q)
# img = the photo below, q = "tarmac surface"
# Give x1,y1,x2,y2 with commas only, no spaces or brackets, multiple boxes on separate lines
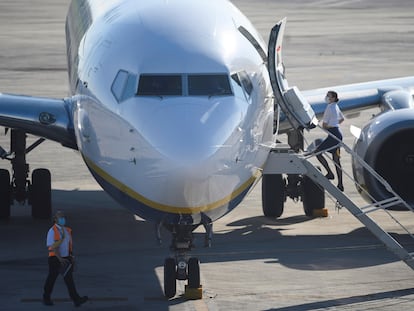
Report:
1,0,414,310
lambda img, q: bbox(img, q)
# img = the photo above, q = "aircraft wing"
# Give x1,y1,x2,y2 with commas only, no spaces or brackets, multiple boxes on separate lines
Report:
268,19,414,127
0,93,77,149
302,76,414,118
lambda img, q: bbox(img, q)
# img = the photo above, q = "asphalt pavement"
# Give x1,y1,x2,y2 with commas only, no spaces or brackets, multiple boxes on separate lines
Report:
1,0,414,310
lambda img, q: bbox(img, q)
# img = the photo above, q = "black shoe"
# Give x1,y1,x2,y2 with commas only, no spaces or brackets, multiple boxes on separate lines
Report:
74,296,88,307
42,298,54,306
325,172,334,180
337,184,344,192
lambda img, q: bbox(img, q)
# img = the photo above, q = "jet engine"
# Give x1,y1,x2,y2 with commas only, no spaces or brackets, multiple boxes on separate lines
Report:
352,90,414,206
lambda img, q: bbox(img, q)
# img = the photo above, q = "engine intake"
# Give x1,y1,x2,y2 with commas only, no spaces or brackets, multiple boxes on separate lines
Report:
353,108,414,206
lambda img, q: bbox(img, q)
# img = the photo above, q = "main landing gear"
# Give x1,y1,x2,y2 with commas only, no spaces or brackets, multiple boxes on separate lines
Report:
161,223,208,299
262,172,325,218
0,129,51,219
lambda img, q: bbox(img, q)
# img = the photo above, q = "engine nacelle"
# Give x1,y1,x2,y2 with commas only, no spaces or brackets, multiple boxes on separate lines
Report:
352,106,414,206
379,89,414,112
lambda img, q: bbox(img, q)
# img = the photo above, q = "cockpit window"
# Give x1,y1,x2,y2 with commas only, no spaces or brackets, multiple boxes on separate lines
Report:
136,73,233,97
111,70,128,101
188,74,232,96
111,70,138,102
137,75,182,96
231,71,253,100
237,71,253,95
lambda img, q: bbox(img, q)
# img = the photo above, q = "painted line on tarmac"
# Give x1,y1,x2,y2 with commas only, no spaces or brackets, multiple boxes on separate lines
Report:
193,243,388,258
21,296,128,303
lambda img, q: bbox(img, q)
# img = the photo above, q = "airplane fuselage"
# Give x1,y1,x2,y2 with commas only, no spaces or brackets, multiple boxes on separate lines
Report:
66,0,275,224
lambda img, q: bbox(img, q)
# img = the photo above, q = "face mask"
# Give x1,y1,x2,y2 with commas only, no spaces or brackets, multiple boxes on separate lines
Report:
57,217,66,226
325,96,331,103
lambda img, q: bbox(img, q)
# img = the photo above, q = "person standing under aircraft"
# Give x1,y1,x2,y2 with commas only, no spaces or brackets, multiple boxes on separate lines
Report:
43,211,88,307
314,90,345,191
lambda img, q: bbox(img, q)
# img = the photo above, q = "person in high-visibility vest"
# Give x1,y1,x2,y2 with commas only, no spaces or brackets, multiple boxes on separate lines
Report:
42,211,88,307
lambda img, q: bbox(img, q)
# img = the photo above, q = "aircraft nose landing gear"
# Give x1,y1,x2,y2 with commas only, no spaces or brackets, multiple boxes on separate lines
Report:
163,224,202,299
164,255,202,299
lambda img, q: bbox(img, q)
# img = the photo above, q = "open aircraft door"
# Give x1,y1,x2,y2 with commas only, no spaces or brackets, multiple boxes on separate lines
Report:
261,19,324,219
267,18,318,131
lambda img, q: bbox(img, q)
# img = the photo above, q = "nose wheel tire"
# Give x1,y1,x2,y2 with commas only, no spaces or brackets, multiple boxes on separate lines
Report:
164,257,177,299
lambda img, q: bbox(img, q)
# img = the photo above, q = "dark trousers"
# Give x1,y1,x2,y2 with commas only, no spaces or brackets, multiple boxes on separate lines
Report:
43,256,80,301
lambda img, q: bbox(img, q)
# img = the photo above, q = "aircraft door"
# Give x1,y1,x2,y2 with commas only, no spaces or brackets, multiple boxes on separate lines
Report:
267,18,317,131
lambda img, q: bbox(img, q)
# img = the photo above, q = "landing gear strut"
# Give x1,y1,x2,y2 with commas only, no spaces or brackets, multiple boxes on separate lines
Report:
0,129,51,219
163,224,202,299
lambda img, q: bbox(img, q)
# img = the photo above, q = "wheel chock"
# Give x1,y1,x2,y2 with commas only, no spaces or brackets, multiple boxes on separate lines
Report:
313,208,328,217
184,285,203,300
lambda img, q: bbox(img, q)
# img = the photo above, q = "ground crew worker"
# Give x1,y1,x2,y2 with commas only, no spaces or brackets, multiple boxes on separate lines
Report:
314,90,345,191
43,211,88,307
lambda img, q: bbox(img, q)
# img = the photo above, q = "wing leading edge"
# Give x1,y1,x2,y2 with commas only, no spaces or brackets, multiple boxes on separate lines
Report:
0,93,77,149
303,76,414,117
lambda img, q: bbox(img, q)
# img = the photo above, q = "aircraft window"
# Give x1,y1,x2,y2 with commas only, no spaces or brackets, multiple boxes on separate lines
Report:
137,75,182,96
188,74,232,96
111,70,138,102
238,71,253,95
231,73,246,100
231,71,253,99
111,70,128,101
123,73,138,100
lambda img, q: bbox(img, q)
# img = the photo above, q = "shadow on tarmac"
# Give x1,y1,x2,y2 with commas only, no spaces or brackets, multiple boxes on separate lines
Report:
194,216,403,271
0,188,412,310
0,189,407,270
264,288,414,311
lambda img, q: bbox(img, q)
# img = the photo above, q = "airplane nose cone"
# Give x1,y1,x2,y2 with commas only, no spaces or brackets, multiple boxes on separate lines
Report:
116,97,258,212
110,96,264,215
136,98,244,165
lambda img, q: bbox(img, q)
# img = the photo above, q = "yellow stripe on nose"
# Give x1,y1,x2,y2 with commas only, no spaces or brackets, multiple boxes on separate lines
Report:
82,154,260,214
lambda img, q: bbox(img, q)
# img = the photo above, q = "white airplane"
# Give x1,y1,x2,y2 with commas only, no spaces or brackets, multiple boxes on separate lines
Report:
1,0,414,298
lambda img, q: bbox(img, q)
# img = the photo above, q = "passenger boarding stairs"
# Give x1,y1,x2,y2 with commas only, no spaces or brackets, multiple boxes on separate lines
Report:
264,133,414,271
265,18,414,271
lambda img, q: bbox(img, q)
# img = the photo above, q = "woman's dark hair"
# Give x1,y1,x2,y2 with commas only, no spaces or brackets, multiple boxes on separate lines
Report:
327,90,339,102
